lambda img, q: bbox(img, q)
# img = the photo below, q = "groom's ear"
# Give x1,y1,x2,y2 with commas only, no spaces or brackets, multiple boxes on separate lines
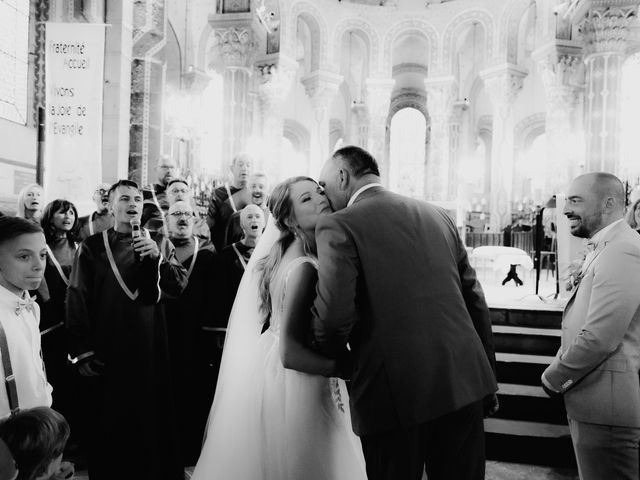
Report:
338,167,350,191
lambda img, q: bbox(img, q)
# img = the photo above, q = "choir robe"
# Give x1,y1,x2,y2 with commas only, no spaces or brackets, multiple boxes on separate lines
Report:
77,211,114,242
66,228,187,480
214,241,254,328
206,185,250,252
36,238,76,428
163,236,216,466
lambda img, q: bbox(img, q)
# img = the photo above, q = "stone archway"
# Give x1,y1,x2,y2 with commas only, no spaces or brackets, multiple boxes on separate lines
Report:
331,19,380,76
284,1,329,70
441,9,495,75
381,19,438,76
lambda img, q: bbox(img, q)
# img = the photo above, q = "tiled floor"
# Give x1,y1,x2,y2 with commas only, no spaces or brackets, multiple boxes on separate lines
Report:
75,462,577,479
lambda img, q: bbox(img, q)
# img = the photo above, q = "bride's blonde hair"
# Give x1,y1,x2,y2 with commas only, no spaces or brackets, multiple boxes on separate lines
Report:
256,176,316,318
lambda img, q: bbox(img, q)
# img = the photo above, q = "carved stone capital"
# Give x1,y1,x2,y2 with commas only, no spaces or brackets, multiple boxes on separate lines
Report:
301,70,344,121
208,12,261,70
424,76,457,122
351,102,369,123
480,64,527,113
182,68,213,93
209,27,258,69
533,41,584,90
255,54,297,111
579,4,638,55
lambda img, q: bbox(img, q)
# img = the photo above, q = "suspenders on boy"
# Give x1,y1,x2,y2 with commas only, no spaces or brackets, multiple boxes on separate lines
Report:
0,323,19,414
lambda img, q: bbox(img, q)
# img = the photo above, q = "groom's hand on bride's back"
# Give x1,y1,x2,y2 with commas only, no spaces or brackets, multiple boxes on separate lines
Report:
333,348,354,380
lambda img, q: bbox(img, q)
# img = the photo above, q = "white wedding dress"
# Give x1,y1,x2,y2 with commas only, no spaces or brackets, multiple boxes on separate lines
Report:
192,220,366,480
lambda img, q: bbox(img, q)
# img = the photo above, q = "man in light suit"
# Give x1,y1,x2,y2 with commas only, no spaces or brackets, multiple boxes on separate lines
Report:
542,172,640,480
312,146,498,480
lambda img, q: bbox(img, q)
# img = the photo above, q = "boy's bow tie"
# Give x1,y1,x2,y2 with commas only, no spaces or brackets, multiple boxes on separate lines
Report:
15,295,36,316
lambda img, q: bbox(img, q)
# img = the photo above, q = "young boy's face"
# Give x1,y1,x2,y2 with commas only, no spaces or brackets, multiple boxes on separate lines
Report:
0,233,47,295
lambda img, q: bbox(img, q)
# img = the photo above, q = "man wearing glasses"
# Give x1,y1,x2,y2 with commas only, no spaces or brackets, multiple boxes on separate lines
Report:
164,200,216,466
77,183,114,241
166,179,211,244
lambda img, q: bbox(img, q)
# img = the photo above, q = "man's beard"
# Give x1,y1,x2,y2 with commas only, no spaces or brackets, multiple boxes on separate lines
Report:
571,211,602,238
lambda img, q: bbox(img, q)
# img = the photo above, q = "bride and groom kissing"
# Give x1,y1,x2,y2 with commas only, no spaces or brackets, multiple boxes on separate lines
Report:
192,145,499,480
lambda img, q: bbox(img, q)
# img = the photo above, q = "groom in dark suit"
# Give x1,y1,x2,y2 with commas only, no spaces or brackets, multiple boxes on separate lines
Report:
312,146,498,480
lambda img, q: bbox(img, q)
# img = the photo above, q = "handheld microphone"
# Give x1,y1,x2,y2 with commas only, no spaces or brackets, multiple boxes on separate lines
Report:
130,218,142,262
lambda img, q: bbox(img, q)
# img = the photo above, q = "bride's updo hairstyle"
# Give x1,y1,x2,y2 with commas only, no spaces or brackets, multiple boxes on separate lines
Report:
257,175,316,318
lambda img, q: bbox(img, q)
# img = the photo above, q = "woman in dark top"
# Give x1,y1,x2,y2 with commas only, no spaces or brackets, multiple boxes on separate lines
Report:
626,198,640,234
38,199,80,424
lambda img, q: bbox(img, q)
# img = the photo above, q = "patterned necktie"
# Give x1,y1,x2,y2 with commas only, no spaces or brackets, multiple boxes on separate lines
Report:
15,295,36,316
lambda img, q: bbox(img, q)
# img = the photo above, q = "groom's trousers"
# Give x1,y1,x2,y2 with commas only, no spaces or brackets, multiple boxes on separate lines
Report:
360,399,485,480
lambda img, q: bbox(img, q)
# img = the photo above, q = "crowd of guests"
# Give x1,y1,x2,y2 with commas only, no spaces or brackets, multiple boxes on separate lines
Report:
0,154,270,479
2,158,640,480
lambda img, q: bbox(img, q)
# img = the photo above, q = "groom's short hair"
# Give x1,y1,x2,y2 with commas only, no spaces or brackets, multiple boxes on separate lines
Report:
333,146,380,178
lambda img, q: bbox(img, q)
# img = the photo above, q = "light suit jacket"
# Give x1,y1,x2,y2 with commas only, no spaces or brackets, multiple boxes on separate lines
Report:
543,220,640,427
312,187,497,436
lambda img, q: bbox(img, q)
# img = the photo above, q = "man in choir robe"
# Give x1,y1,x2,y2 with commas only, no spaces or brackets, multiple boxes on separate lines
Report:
214,204,265,327
249,173,269,213
163,201,216,465
141,155,178,235
224,172,270,247
66,179,187,480
77,183,113,241
166,179,211,244
206,153,252,251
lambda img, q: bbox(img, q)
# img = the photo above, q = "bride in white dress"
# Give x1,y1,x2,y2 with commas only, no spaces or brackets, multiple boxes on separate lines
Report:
192,176,366,480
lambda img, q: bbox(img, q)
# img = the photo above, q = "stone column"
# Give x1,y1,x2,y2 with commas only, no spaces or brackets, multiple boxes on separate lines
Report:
102,0,133,183
129,0,167,186
349,102,369,148
301,70,343,176
450,102,466,223
365,78,395,181
575,1,639,173
209,14,261,170
255,54,297,181
424,77,457,203
533,41,584,193
480,64,527,232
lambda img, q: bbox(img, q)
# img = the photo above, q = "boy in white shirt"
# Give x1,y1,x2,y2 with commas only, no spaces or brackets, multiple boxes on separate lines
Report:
0,216,52,418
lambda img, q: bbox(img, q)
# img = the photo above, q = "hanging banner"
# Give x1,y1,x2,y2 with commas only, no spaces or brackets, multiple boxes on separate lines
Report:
44,22,106,214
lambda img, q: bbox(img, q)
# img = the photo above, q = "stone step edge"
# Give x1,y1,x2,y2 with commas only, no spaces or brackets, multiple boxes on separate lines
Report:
485,418,570,438
497,352,556,364
493,325,562,337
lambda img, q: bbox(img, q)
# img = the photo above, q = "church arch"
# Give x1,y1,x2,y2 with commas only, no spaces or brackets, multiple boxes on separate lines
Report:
388,89,429,125
283,118,311,155
515,112,545,152
332,19,379,76
441,10,494,75
497,0,533,65
382,19,438,75
286,1,328,71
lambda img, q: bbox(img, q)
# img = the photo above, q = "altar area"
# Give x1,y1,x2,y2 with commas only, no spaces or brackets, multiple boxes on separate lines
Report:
465,250,575,470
